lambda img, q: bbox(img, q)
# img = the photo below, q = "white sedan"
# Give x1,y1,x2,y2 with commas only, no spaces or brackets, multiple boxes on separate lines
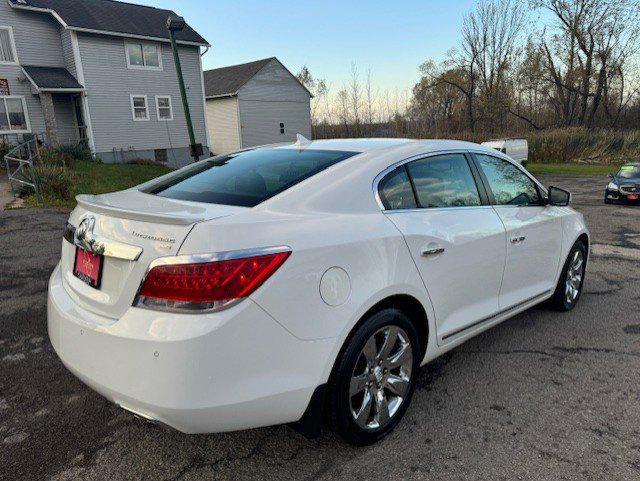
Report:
48,139,589,445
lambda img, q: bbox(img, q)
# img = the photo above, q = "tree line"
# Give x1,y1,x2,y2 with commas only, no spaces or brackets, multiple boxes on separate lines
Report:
297,0,640,139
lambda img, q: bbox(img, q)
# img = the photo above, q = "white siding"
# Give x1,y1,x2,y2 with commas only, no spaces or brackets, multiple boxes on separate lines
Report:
0,2,71,139
238,100,311,147
3,8,65,67
237,59,311,148
205,97,240,154
59,29,76,78
77,33,208,156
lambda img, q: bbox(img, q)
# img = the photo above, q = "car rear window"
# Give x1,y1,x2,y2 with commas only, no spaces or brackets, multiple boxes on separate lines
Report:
148,148,358,207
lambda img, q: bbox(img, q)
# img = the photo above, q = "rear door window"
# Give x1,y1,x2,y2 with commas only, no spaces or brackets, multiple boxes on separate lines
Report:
406,154,482,208
148,148,358,207
378,167,418,210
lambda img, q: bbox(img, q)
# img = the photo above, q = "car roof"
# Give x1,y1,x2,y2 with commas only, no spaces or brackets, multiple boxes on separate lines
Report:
274,138,490,154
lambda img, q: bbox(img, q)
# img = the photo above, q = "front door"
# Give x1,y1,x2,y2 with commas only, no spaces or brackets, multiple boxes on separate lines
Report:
473,153,563,308
379,153,507,342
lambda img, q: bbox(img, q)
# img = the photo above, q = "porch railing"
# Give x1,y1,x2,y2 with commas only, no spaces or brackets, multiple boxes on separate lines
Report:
4,134,46,203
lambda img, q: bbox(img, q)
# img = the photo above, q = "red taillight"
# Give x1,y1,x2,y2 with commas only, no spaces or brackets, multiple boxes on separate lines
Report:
135,250,290,312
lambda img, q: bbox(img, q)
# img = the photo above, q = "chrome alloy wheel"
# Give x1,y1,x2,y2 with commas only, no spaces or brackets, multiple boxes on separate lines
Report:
349,326,413,430
565,250,584,304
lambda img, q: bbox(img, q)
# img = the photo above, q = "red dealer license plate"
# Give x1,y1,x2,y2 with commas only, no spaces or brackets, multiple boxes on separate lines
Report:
73,248,104,289
628,194,638,200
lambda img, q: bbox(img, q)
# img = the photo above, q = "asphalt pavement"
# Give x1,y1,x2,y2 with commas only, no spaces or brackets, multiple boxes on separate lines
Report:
1,173,639,481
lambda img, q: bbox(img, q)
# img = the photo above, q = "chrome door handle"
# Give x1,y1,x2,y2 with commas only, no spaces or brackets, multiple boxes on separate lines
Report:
510,236,526,244
421,247,445,257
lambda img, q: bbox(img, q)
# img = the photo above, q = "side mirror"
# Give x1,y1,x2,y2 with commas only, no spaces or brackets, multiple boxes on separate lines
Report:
548,186,571,206
607,173,614,179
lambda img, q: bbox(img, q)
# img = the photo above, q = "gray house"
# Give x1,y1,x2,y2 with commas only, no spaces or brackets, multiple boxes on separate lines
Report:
0,0,210,167
203,57,312,155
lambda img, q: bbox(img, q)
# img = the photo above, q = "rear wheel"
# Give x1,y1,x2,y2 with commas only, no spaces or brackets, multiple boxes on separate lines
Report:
326,308,420,445
548,241,587,311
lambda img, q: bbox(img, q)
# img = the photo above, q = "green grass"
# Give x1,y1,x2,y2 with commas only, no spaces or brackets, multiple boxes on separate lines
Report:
526,162,621,176
24,160,172,208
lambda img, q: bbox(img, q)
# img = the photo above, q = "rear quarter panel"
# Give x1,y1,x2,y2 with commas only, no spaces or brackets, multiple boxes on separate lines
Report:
178,211,434,346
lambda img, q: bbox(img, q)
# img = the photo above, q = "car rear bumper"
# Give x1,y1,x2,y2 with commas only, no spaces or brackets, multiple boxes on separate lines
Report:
47,263,336,433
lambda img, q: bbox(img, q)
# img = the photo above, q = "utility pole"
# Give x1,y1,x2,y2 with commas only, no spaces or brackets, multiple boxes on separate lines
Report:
167,15,201,163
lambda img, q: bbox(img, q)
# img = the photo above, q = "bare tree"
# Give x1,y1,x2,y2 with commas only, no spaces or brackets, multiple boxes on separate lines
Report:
349,63,362,135
535,0,640,127
365,69,375,125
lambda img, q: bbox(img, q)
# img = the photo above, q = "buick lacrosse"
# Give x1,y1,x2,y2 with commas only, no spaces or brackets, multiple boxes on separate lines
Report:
48,138,589,445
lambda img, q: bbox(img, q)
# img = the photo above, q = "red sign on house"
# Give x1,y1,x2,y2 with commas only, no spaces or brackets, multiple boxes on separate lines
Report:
0,79,9,96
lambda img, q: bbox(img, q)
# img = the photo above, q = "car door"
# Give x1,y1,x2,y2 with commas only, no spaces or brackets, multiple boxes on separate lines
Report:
472,153,563,309
378,152,507,342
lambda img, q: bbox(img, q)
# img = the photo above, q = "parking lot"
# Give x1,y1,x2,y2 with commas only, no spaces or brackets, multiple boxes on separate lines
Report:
1,173,639,481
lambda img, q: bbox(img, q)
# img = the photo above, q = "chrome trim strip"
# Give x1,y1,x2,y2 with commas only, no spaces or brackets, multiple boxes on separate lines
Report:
442,290,552,341
63,221,143,261
146,245,292,270
382,205,495,214
133,245,292,314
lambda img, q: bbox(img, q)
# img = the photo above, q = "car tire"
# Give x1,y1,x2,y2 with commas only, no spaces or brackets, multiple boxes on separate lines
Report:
548,240,587,311
604,196,613,204
326,308,421,446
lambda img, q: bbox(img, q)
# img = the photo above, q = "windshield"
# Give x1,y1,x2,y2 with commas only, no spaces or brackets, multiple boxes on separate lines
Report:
616,165,640,180
148,148,358,207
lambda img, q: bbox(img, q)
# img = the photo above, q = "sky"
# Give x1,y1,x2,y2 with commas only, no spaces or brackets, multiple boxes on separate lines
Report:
133,0,477,94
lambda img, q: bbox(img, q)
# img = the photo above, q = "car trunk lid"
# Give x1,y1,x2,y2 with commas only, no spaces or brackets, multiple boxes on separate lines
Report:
61,190,247,319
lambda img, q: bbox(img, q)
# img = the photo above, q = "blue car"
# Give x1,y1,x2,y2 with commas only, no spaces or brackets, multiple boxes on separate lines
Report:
605,163,640,204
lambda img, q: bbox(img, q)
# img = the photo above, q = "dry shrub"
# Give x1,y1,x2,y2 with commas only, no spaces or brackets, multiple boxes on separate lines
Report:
57,143,93,162
527,128,640,164
34,164,77,200
39,147,74,167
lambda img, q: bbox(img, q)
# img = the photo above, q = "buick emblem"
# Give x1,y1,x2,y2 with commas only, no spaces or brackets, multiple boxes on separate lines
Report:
75,216,96,252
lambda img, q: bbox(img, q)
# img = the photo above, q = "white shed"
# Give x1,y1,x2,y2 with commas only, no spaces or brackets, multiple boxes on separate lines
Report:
203,57,312,155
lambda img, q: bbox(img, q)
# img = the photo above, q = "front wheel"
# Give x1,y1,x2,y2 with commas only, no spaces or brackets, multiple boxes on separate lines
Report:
326,308,421,445
548,241,587,311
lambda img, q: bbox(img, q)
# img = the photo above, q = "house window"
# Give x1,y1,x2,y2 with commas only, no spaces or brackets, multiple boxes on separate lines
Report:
155,96,173,121
279,122,285,134
0,96,29,133
0,27,17,64
125,42,162,70
130,95,149,121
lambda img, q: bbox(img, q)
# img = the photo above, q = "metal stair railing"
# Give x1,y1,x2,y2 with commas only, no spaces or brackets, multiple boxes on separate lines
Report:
4,134,45,203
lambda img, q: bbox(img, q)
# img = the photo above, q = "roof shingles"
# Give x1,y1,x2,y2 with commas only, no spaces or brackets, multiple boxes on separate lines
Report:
22,65,84,90
9,0,208,45
203,57,274,98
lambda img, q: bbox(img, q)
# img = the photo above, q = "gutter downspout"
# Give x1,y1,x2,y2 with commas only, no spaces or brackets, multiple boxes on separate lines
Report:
168,17,199,163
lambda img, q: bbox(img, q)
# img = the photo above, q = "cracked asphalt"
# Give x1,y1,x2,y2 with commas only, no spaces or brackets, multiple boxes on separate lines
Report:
1,173,640,481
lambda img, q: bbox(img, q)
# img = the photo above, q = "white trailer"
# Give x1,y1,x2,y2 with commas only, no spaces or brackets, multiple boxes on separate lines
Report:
481,139,528,166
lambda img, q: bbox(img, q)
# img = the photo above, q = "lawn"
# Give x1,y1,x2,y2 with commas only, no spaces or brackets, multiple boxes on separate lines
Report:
526,162,621,176
24,160,172,208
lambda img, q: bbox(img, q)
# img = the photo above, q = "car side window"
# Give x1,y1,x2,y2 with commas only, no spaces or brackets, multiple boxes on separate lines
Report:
405,154,482,208
476,154,541,206
378,167,418,210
